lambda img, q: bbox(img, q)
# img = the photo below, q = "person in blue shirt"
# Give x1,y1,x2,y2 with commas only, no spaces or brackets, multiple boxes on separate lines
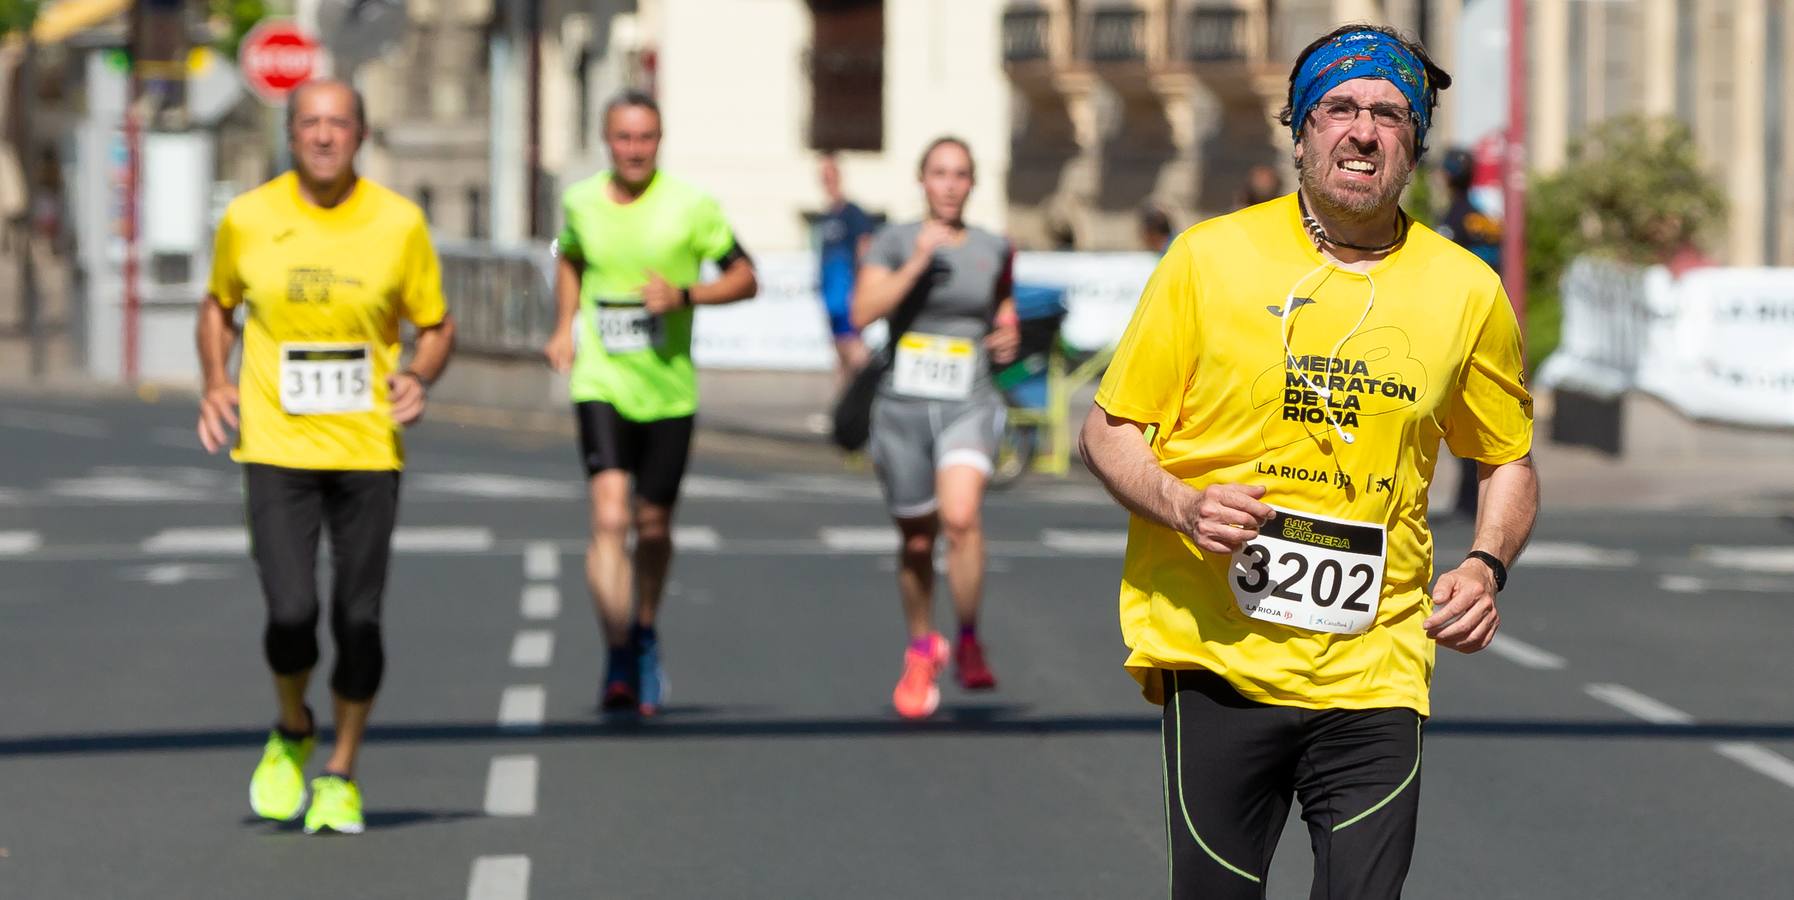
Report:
1437,147,1504,519
816,153,877,385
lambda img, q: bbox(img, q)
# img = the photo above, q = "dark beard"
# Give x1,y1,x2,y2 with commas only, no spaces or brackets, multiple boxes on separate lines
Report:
1297,150,1409,224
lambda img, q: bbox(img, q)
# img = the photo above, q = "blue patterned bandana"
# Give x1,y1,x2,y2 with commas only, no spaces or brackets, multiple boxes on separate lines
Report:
1290,30,1431,146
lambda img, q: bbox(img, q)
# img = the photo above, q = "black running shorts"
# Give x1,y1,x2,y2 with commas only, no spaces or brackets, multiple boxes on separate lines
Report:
1159,668,1423,899
574,401,695,507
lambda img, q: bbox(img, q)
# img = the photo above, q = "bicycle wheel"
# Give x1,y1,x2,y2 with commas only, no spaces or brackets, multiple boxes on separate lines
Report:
990,420,1037,490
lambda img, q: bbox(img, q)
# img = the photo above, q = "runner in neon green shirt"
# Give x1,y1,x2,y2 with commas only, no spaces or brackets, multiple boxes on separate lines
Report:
544,90,758,716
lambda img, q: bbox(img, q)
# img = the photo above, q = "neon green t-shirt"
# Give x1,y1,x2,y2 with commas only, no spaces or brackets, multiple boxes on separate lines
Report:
1095,193,1533,716
557,170,738,421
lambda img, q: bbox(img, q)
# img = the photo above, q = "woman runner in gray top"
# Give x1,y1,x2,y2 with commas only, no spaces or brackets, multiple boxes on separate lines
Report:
851,137,1020,719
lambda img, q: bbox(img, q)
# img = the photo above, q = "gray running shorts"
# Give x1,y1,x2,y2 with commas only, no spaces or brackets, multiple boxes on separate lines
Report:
869,393,1006,518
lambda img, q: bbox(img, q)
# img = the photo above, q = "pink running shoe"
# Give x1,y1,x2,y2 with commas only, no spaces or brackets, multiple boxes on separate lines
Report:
892,633,950,719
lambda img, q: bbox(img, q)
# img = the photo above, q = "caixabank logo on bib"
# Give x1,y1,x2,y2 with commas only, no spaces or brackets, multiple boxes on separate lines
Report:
1249,326,1429,451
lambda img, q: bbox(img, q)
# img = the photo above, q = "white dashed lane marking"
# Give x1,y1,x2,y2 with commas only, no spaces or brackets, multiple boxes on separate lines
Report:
483,756,540,817
498,685,545,733
1484,634,1567,670
819,527,899,553
523,542,560,580
467,855,531,900
509,631,554,668
520,584,561,620
1521,541,1640,569
0,531,43,556
1041,529,1128,555
1584,683,1696,726
1584,682,1794,793
1694,546,1794,574
142,527,249,556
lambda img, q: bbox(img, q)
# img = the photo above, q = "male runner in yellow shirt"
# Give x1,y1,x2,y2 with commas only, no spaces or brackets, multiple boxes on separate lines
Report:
1080,25,1539,899
195,79,456,835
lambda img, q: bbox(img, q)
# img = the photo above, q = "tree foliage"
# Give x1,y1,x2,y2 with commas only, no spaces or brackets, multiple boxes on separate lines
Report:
1525,116,1726,363
209,0,270,58
0,0,40,36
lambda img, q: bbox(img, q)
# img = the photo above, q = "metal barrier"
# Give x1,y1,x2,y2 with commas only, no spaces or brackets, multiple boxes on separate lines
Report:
1007,341,1114,476
436,240,558,357
1537,257,1653,398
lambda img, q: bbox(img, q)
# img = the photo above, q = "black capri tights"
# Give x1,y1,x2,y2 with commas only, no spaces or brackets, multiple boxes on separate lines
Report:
245,464,401,702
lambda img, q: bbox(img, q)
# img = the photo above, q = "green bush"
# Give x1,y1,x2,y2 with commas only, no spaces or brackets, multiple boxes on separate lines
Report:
1523,116,1725,364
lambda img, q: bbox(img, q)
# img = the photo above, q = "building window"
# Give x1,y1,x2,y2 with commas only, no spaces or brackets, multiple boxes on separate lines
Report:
1600,1,1638,120
1676,0,1697,128
1767,0,1786,262
807,0,884,152
1568,1,1587,135
468,187,486,240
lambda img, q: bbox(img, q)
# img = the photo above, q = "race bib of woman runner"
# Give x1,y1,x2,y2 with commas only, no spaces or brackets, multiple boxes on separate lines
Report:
279,343,373,415
891,333,976,400
596,304,664,354
1229,506,1387,634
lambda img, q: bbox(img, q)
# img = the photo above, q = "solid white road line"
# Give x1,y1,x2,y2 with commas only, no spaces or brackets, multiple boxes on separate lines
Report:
1584,683,1696,726
1521,541,1640,569
523,542,559,581
1041,529,1128,555
467,855,531,900
142,527,249,556
509,630,554,668
673,525,721,551
520,584,561,620
483,755,539,817
0,530,42,556
819,527,899,553
498,685,545,732
1713,743,1794,792
391,527,495,553
1694,546,1794,574
1485,634,1568,670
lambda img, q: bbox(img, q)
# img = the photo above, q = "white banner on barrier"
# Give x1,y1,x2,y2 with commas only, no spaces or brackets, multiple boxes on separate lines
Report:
1635,268,1794,427
691,251,1159,371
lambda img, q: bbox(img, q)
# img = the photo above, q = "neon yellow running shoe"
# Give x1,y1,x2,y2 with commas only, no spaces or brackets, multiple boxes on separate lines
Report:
304,775,365,835
248,729,314,821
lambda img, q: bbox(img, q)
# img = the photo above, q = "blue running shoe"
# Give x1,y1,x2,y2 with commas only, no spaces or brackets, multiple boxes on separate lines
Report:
634,625,666,717
600,644,638,712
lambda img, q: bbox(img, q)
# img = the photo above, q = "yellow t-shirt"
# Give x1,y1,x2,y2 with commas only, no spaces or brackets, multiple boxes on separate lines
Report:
1095,194,1533,715
207,173,446,471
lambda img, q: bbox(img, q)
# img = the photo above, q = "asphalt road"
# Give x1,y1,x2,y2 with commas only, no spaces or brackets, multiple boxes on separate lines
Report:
1,388,1790,899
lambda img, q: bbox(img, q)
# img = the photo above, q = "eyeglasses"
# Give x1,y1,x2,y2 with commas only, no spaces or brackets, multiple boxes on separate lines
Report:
1311,98,1418,130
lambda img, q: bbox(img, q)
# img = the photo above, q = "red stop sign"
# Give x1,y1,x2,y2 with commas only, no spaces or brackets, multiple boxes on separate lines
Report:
239,19,322,103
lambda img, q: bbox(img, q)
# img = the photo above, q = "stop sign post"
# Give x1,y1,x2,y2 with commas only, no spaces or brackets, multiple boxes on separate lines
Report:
239,19,324,104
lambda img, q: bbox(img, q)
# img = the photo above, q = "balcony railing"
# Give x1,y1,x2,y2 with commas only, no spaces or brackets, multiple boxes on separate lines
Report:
1002,9,1051,63
1087,9,1146,63
1185,7,1249,63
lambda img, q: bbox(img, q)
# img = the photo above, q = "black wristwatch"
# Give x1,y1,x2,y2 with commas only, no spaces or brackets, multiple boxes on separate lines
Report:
679,287,693,308
1465,550,1507,591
